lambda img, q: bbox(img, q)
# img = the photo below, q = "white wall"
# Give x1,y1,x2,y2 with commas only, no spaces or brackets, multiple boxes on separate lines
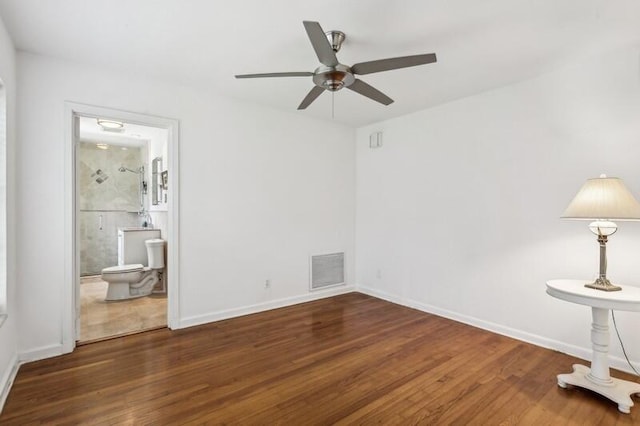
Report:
0,13,18,409
356,45,640,373
16,53,355,357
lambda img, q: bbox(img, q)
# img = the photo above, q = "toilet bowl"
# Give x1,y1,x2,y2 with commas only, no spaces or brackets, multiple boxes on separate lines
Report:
101,238,165,301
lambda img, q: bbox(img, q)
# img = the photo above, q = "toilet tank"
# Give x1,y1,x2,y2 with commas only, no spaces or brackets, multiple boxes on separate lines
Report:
145,238,165,269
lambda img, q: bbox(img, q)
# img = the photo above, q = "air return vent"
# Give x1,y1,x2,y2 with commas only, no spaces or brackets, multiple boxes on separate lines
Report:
310,252,345,291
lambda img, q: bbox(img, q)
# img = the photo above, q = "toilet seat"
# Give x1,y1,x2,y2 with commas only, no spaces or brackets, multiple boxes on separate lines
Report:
102,264,144,274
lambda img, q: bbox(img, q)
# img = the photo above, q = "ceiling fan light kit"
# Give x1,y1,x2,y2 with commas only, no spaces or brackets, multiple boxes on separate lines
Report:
235,21,437,110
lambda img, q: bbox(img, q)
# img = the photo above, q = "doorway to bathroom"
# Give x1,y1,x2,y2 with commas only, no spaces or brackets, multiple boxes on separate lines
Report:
66,104,180,347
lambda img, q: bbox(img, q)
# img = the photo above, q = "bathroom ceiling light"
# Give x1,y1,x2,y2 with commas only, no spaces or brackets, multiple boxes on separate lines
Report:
97,118,124,130
96,143,109,150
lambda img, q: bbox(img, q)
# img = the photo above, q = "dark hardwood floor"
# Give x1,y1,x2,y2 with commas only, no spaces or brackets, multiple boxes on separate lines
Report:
2,292,639,424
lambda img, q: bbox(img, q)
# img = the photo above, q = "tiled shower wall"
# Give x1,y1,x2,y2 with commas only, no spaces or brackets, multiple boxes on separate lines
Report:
79,142,144,275
80,211,139,275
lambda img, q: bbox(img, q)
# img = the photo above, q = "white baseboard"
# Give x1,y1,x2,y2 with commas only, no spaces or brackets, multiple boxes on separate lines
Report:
179,285,357,329
19,344,64,364
0,353,19,414
357,285,638,376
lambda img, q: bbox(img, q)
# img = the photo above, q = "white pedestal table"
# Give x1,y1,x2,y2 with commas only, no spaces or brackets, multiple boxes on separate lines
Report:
546,279,640,413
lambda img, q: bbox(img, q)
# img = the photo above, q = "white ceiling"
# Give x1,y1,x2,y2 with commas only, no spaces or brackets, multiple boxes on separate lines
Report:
1,0,640,127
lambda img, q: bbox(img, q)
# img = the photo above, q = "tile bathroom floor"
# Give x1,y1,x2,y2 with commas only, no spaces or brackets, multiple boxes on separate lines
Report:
79,275,167,343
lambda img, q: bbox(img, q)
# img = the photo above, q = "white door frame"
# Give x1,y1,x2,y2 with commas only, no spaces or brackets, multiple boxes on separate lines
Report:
63,102,180,353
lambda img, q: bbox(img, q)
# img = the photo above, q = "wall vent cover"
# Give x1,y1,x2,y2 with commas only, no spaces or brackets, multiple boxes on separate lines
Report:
310,252,345,291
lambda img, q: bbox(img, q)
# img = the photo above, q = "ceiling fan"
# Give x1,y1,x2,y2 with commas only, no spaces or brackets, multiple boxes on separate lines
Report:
235,21,437,110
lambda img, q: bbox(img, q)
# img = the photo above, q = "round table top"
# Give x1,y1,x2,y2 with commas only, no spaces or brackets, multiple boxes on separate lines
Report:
546,279,640,311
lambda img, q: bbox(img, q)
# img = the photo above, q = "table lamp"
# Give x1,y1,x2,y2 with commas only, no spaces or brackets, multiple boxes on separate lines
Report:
561,174,640,291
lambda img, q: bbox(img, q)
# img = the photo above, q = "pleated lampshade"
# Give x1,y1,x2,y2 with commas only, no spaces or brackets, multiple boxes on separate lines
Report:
562,175,640,221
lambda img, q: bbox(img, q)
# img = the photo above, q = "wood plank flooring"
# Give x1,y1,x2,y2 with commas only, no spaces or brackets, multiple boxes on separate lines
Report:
2,293,639,424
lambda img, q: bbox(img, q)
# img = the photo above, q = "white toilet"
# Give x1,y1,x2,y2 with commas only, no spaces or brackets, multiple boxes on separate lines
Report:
101,238,165,301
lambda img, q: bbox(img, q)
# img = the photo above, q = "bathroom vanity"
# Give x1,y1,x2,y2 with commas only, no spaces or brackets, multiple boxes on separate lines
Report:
117,227,161,266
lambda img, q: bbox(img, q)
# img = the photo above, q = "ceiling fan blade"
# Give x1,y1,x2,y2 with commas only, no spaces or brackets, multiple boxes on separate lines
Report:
347,79,393,105
235,72,313,79
298,86,325,110
351,53,437,75
303,21,338,67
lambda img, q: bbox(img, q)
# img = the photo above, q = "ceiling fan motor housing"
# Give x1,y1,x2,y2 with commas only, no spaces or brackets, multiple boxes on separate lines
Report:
313,64,355,91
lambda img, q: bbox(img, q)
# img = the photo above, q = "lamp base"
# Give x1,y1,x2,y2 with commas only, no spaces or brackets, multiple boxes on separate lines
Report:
585,277,622,292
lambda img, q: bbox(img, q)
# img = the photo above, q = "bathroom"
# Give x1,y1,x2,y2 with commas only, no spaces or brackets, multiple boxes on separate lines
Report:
77,116,170,343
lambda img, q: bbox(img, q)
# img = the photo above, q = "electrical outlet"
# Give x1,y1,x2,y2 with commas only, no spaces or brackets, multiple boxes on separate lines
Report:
265,279,271,289
376,269,382,279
